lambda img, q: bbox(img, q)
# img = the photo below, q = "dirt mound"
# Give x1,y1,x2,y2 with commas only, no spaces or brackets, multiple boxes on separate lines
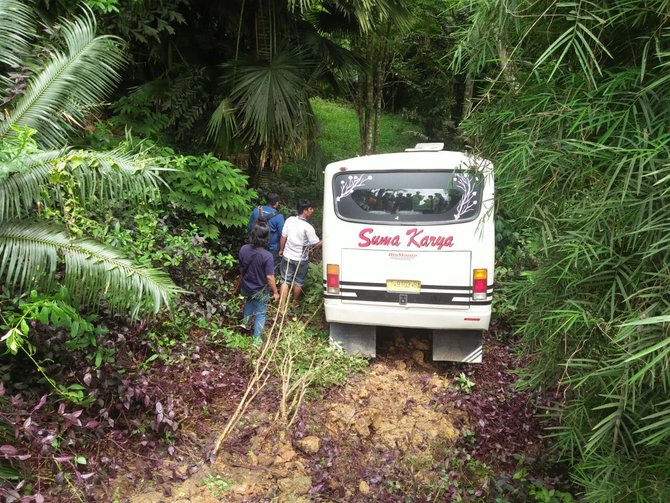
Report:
125,328,558,502
128,331,463,502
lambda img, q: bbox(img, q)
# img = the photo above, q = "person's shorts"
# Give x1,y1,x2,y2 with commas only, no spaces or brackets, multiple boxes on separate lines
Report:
271,248,280,275
280,258,309,287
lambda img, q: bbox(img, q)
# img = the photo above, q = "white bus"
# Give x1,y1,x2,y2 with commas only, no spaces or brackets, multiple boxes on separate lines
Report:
322,143,494,363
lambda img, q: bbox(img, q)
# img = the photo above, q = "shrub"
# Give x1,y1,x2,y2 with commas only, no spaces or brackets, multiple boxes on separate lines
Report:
162,154,256,238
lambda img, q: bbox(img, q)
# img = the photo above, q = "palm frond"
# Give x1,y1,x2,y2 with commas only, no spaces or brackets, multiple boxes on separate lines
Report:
0,221,183,317
0,0,33,68
65,148,163,202
0,148,66,221
636,400,670,446
231,48,312,149
302,29,363,75
289,0,412,33
0,148,162,222
533,1,612,86
0,8,125,147
206,97,238,150
456,0,670,494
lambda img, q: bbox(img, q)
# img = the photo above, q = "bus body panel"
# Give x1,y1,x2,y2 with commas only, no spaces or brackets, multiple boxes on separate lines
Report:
322,149,494,351
340,248,471,291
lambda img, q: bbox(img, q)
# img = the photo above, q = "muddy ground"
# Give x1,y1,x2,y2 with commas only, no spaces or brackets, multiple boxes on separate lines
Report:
117,327,558,502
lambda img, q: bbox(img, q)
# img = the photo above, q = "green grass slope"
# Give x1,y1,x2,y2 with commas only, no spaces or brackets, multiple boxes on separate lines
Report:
312,97,425,163
276,98,425,206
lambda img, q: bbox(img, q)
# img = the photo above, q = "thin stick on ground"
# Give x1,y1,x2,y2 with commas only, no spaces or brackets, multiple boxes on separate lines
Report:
211,274,299,457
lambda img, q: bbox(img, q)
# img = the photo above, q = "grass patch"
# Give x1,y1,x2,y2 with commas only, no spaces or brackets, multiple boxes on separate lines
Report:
200,475,234,498
278,97,425,206
311,97,424,162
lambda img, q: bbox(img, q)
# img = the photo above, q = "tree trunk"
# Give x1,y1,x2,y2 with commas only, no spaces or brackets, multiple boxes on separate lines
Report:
356,72,366,152
364,63,374,154
255,1,273,61
462,72,475,120
372,24,391,154
496,39,516,85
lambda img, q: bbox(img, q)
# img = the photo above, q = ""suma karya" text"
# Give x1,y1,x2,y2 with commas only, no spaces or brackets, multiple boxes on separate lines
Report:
358,227,454,250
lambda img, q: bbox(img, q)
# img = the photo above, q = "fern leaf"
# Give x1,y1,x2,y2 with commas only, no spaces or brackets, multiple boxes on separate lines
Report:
0,221,183,316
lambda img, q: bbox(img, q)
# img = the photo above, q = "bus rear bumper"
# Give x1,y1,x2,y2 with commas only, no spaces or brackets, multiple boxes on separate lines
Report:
324,301,491,331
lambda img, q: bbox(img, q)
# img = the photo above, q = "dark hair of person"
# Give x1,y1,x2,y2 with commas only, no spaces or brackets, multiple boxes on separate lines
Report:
297,199,312,214
267,193,280,206
249,220,270,248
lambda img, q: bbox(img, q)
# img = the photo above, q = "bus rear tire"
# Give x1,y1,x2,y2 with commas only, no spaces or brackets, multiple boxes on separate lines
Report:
329,322,376,357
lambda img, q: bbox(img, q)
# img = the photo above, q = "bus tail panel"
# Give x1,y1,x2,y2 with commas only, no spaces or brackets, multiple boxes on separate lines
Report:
323,300,492,330
337,248,472,309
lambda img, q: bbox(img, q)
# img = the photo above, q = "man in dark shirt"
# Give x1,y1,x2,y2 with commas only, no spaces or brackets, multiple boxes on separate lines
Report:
238,221,279,343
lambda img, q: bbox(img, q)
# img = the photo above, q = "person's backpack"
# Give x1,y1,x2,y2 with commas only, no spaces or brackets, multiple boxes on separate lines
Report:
255,206,278,225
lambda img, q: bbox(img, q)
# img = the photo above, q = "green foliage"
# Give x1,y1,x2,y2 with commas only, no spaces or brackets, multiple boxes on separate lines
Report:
88,209,242,358
0,5,179,316
0,289,105,403
298,262,325,315
83,0,119,14
161,154,256,237
389,0,459,137
209,47,317,173
436,449,491,500
99,0,187,60
109,66,209,143
494,465,575,503
208,327,253,351
311,97,422,162
91,208,235,270
280,97,425,204
331,0,413,154
0,0,32,70
200,474,233,498
48,0,120,15
270,321,368,394
110,88,169,141
0,7,125,149
492,215,537,321
454,372,475,394
139,309,250,366
457,0,670,499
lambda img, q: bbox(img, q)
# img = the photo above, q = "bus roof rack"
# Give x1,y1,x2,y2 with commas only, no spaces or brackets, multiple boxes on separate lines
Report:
405,142,444,152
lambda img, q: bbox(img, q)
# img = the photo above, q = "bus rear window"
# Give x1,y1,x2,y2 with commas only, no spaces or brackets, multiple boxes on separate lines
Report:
333,170,483,224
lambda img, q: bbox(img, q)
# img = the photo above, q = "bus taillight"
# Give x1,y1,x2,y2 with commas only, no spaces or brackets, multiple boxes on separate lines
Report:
327,264,340,294
473,269,487,300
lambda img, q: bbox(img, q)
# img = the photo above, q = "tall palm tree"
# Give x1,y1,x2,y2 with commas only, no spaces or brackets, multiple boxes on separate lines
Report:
0,1,180,317
207,0,324,176
207,0,409,174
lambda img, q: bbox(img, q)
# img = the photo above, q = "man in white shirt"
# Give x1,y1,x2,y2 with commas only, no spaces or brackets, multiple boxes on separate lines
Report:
278,199,322,310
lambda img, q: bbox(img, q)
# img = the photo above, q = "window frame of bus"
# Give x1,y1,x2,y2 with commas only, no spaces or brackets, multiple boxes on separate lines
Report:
332,169,485,226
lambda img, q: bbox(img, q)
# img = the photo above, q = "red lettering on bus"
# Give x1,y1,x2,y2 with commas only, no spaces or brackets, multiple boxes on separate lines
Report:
406,228,454,250
358,228,373,247
361,227,453,249
358,228,401,248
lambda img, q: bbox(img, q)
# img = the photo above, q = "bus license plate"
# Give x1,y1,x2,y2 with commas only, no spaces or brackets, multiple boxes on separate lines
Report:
386,279,421,293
